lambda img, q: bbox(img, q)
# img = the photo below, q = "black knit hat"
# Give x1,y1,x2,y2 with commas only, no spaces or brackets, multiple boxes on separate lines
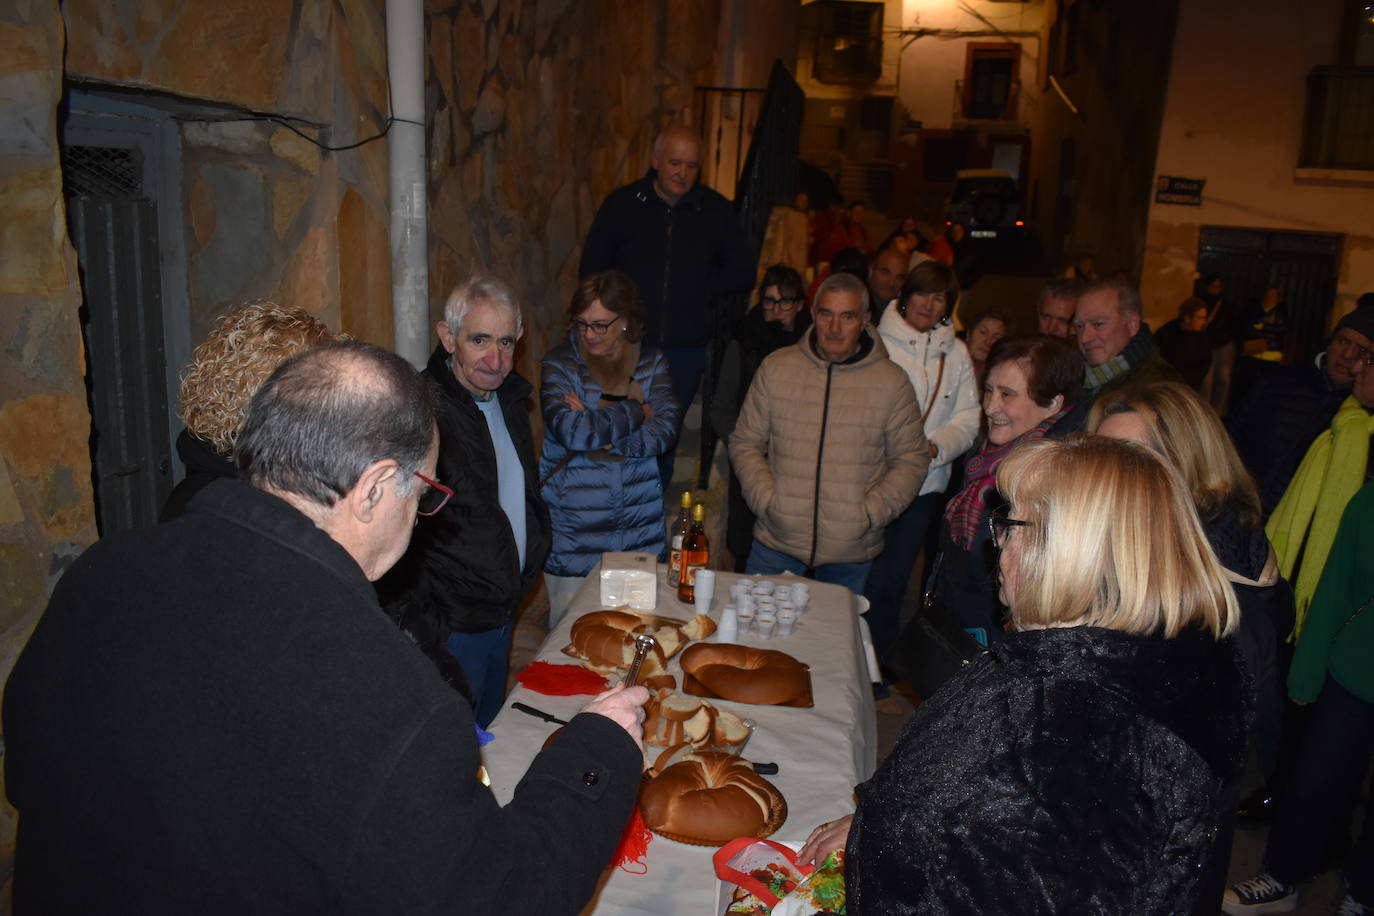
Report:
1336,303,1374,341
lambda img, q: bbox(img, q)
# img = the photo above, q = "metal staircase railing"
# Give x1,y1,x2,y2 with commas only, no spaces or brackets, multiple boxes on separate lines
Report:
697,59,804,489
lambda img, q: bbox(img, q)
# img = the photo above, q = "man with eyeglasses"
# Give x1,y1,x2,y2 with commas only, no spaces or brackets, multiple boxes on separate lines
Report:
1229,303,1374,521
3,340,650,913
379,272,551,730
580,125,754,482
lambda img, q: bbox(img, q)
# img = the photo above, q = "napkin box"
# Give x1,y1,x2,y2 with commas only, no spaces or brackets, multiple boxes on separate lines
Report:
599,552,658,610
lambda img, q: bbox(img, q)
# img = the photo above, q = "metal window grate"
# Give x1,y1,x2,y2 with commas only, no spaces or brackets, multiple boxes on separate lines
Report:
62,145,144,199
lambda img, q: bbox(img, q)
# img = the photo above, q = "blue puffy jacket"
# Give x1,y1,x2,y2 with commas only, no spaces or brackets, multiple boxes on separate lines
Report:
539,333,681,576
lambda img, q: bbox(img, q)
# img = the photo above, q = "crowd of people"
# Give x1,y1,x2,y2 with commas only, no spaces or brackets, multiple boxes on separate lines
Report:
3,123,1372,915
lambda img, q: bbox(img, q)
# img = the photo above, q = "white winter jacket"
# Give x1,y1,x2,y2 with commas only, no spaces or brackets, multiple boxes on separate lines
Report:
876,308,981,495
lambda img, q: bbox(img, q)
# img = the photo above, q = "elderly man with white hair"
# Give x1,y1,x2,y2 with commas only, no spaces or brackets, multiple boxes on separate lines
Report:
381,272,551,729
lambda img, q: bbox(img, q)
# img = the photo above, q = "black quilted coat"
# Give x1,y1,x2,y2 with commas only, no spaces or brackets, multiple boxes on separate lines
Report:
847,625,1250,915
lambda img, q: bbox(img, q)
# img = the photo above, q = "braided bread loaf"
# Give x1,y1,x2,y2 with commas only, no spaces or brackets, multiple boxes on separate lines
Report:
639,750,786,846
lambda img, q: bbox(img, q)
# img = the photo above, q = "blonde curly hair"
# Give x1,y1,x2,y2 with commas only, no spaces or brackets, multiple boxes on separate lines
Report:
178,300,338,453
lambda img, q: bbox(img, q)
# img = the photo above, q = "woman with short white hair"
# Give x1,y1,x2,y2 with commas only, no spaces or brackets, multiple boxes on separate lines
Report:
801,435,1249,914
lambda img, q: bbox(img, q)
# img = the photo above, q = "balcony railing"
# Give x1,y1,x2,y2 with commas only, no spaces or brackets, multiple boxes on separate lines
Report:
953,79,1023,124
1300,66,1374,170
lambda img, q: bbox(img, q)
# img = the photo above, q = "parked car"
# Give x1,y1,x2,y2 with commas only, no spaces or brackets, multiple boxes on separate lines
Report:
947,169,1023,241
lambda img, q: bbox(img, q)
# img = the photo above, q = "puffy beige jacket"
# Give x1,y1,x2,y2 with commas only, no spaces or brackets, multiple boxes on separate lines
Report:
729,331,930,566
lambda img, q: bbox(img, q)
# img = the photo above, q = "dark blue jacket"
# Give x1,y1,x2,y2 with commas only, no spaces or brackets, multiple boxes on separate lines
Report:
579,170,754,348
539,333,681,576
1227,357,1349,520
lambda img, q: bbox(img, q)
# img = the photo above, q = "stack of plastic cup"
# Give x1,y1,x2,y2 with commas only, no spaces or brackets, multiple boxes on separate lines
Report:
694,569,716,615
776,605,797,636
716,605,739,642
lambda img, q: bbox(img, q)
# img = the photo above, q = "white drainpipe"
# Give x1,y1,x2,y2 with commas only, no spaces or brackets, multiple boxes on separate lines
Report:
386,0,429,367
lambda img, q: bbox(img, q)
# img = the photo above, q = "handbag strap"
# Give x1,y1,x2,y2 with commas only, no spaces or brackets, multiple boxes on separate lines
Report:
538,451,577,490
919,353,947,426
922,551,944,610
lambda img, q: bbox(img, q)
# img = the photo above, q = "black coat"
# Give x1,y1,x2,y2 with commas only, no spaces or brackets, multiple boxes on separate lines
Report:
848,626,1249,915
159,427,235,521
380,346,552,636
708,307,813,564
1227,359,1348,520
2,480,641,914
579,169,754,348
1156,318,1213,391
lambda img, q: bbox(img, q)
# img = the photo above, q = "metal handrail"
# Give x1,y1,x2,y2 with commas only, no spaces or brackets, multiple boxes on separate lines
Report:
696,60,804,489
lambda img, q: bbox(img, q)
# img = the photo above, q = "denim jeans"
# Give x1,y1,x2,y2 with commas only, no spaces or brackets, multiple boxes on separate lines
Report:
444,621,514,730
862,490,944,658
744,539,872,596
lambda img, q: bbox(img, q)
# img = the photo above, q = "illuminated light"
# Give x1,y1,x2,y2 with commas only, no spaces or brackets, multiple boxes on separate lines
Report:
1015,220,1024,226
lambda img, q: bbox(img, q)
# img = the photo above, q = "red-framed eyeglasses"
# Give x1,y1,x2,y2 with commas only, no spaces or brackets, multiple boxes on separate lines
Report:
414,471,454,516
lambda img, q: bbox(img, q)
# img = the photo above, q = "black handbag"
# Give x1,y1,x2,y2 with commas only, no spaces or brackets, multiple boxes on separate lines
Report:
880,553,987,700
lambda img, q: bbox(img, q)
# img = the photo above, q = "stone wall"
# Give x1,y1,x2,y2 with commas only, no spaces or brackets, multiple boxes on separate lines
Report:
64,0,394,346
0,3,96,887
422,0,725,385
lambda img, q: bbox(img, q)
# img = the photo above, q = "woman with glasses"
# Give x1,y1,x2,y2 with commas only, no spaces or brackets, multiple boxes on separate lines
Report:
539,270,681,624
933,334,1085,646
708,264,811,571
863,259,981,661
801,435,1249,914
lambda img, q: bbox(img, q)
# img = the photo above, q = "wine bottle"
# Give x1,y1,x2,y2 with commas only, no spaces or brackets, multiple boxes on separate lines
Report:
667,490,692,587
677,503,709,603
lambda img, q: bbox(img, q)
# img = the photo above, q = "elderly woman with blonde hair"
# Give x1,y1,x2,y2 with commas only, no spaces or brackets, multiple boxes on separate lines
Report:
161,301,336,519
801,436,1249,914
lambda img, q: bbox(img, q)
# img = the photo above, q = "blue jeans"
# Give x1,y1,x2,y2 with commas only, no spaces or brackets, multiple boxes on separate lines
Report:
744,540,872,596
444,622,513,729
863,491,944,659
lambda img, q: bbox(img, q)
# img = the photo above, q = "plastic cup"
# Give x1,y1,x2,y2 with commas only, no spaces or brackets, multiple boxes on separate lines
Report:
752,580,775,597
735,605,755,634
755,612,777,638
736,594,756,612
693,569,716,614
775,606,796,636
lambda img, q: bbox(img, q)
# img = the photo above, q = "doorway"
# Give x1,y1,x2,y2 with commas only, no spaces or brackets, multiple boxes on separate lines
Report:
61,91,192,535
1196,226,1342,367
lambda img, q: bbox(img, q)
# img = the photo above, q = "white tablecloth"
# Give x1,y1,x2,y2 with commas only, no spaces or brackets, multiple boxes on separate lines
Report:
482,565,877,915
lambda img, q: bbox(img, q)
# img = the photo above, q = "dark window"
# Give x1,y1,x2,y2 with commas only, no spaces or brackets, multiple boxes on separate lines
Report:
1340,0,1374,65
923,137,966,182
1062,1,1080,75
1300,66,1374,169
814,1,884,84
966,47,1019,119
859,96,893,131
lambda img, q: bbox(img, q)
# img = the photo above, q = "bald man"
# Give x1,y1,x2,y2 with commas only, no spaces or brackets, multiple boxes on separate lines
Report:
580,125,754,480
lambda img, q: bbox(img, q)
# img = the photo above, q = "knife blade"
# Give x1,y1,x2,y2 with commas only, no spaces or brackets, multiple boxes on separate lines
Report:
511,701,569,726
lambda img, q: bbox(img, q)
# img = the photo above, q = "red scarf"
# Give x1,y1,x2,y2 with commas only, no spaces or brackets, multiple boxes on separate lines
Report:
944,407,1071,549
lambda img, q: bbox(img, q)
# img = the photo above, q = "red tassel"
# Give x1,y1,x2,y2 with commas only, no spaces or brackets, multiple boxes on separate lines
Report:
613,806,652,874
516,661,609,696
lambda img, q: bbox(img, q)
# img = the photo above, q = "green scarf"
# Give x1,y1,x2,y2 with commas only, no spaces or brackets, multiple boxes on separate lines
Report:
1083,323,1155,391
1265,395,1374,639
